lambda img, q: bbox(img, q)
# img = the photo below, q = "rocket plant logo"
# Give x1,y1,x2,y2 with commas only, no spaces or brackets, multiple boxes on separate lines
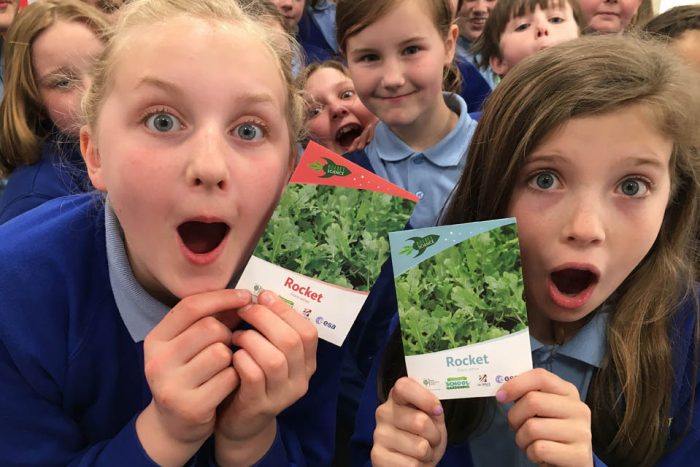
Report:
308,158,352,178
400,234,440,257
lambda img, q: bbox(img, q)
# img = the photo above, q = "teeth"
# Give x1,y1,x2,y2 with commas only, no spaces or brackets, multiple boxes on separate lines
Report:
338,125,360,136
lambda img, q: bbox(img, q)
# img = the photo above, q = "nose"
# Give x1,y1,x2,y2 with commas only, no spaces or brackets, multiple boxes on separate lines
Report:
277,0,292,11
561,198,606,246
536,22,550,38
329,101,349,120
380,58,406,90
474,0,488,12
186,127,229,191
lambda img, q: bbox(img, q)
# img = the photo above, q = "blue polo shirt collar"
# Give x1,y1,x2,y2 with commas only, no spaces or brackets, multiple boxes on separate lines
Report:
372,93,470,168
530,310,609,368
105,199,169,342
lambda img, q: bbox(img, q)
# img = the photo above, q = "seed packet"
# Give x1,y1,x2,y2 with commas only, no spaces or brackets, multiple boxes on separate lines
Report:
236,142,418,346
389,219,533,398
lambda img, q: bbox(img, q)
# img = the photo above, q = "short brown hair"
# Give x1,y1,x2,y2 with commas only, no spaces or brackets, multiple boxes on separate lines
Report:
642,4,700,39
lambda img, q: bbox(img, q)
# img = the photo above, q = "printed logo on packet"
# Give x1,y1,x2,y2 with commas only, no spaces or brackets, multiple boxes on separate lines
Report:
446,376,470,390
307,158,352,178
399,234,440,257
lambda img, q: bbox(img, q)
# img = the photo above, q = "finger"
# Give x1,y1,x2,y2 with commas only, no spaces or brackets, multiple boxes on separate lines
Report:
193,366,240,412
514,416,591,453
376,402,442,449
497,368,578,404
508,391,590,432
524,439,591,467
151,289,251,342
371,443,433,467
373,423,436,463
231,347,267,408
181,342,234,388
391,377,444,417
243,291,318,378
231,328,291,393
160,315,234,366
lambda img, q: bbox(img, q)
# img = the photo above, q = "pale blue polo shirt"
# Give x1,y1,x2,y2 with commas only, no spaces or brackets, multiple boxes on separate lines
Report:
364,93,477,228
469,311,609,466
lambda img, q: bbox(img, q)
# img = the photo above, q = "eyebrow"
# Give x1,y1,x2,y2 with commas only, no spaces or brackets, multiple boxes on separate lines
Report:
134,77,278,106
526,153,668,170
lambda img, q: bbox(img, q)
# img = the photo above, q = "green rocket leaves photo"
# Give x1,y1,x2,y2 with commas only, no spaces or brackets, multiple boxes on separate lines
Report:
254,183,415,291
396,224,527,356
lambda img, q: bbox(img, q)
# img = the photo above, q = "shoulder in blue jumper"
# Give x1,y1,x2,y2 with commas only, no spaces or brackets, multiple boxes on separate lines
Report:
0,193,341,466
0,134,90,225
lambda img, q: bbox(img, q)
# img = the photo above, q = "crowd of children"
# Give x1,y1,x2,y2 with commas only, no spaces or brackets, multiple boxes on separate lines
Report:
0,0,698,466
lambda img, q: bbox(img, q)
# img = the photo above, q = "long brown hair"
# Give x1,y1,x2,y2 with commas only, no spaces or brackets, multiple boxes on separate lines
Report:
380,34,700,466
335,0,462,94
0,0,111,177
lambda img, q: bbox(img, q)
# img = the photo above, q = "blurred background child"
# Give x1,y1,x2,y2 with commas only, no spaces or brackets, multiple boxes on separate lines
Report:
0,0,110,224
455,0,499,89
0,0,19,99
299,60,377,155
298,0,340,59
578,0,642,33
643,4,700,72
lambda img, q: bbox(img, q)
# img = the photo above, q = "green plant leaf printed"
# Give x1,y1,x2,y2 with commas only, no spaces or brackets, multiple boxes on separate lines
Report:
307,161,324,172
403,234,440,257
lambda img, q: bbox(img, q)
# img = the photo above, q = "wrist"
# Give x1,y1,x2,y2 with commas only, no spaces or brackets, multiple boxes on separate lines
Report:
214,419,277,467
135,402,208,466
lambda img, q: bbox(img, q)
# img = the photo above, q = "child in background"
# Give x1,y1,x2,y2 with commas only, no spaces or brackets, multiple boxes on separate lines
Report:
0,0,110,224
455,0,499,89
643,4,700,73
473,0,582,77
353,34,700,467
299,60,377,155
298,0,339,58
270,0,333,71
578,0,641,33
0,0,19,98
336,0,478,229
0,0,341,464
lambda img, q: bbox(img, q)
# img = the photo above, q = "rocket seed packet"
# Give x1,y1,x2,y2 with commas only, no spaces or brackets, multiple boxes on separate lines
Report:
390,219,533,398
236,142,418,346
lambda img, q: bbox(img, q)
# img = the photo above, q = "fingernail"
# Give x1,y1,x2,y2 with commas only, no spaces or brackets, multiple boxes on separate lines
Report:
433,405,444,416
259,291,275,306
496,390,506,402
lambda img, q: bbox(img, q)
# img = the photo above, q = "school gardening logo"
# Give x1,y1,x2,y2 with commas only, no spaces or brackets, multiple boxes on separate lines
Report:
399,234,440,257
308,158,352,178
446,376,470,390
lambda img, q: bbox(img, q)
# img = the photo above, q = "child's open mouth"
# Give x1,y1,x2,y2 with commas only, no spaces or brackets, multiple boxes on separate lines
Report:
335,123,363,149
548,267,599,309
177,220,230,264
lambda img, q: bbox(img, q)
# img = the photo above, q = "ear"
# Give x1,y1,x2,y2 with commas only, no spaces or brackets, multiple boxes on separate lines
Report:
444,23,459,65
489,55,509,77
80,125,107,192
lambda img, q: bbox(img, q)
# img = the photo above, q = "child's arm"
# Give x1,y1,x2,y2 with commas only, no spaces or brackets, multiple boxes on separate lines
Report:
496,367,594,467
371,376,447,466
135,289,250,465
213,291,319,466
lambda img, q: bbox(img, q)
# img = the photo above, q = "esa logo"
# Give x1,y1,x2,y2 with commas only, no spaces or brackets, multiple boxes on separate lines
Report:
315,316,336,330
495,375,515,384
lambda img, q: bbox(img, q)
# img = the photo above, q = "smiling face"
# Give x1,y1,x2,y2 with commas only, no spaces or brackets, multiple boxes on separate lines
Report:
32,20,104,137
304,66,377,155
0,0,18,34
81,18,291,305
345,0,457,134
491,1,579,76
508,105,672,342
579,0,641,33
457,0,497,42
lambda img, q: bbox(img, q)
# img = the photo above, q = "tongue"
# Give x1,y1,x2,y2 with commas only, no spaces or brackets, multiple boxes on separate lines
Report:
178,221,228,254
551,269,596,296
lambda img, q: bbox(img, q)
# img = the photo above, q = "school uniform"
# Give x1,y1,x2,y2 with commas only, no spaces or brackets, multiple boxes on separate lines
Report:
0,194,341,466
343,92,477,229
298,0,338,58
0,136,90,225
456,36,499,90
350,289,700,466
456,58,492,112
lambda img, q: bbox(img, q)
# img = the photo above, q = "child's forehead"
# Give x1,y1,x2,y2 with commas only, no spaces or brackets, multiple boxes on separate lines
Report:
508,0,570,18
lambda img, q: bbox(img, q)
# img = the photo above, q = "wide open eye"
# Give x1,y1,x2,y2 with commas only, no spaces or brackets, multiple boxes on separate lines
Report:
145,112,183,133
235,122,265,141
528,171,560,190
617,177,650,197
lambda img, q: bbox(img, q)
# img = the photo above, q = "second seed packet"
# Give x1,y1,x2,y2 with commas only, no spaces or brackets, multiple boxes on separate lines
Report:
236,142,418,346
389,219,533,399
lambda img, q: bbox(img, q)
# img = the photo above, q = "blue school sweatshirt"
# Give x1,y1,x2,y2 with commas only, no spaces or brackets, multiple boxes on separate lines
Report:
0,193,340,466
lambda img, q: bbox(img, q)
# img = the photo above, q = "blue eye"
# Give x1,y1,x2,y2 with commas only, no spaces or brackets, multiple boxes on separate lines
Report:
145,112,182,133
235,122,265,141
618,178,649,197
529,171,560,190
